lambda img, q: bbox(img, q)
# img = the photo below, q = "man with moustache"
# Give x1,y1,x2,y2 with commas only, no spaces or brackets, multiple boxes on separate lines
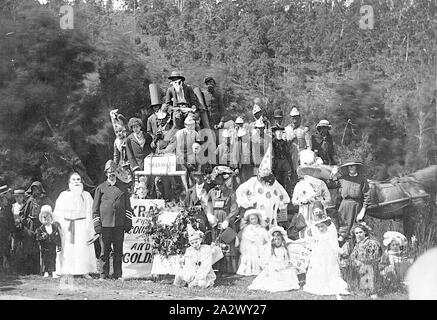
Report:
92,160,133,280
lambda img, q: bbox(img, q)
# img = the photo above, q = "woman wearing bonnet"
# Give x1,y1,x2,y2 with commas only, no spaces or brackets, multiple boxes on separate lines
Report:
53,172,97,278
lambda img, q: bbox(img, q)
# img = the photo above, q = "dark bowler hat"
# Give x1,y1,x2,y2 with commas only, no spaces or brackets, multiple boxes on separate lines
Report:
168,71,185,82
204,76,215,84
273,109,284,118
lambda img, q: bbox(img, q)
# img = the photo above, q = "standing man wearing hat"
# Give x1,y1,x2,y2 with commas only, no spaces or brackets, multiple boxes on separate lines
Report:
20,181,54,275
284,106,312,151
234,117,252,184
272,109,285,129
206,166,240,275
201,76,226,130
312,120,337,165
335,159,370,246
271,124,294,197
92,160,133,280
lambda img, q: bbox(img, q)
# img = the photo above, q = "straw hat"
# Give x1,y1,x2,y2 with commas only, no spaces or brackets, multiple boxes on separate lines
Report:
235,117,244,124
13,189,25,196
296,165,322,178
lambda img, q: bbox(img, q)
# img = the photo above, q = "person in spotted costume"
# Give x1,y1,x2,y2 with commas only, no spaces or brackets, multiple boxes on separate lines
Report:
236,146,290,227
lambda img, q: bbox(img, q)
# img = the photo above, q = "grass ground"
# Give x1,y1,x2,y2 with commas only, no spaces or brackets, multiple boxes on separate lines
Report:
0,272,407,300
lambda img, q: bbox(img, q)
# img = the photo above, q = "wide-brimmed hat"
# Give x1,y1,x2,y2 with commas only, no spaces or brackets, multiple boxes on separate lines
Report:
268,226,288,239
168,70,185,82
383,231,407,247
252,104,262,114
339,158,363,168
316,119,332,129
26,181,46,195
296,165,322,178
273,109,284,118
13,189,25,196
289,107,300,117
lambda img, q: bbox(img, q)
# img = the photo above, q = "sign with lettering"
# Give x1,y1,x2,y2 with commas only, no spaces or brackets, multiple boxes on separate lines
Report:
59,5,74,30
143,154,177,175
122,198,165,279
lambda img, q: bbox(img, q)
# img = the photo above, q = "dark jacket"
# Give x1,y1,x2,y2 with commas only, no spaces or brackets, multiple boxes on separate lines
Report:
165,83,200,108
36,223,62,250
126,132,154,172
20,195,54,231
311,131,337,165
92,180,133,233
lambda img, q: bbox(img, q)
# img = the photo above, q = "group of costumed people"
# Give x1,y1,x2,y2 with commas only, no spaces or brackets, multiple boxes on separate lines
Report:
0,71,414,297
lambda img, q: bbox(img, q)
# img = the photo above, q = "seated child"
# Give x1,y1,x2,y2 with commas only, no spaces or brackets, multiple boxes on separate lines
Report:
248,226,300,292
303,201,349,297
174,231,216,288
236,208,269,276
380,231,412,287
36,205,62,278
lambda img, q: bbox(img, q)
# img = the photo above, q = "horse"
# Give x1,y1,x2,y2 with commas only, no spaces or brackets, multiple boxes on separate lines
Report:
315,164,437,240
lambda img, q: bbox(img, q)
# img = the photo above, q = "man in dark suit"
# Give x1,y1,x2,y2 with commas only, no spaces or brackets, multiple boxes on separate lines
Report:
92,160,133,280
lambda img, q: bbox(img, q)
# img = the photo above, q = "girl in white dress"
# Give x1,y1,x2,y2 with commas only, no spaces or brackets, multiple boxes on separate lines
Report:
304,202,349,297
248,226,300,292
236,208,269,276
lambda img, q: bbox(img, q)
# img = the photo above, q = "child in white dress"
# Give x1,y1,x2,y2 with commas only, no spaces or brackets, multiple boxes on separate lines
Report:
248,226,300,292
236,208,269,276
174,231,216,288
304,202,349,297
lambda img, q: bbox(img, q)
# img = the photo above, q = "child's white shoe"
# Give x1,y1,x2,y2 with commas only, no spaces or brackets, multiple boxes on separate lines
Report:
336,294,342,300
44,272,49,278
52,273,60,279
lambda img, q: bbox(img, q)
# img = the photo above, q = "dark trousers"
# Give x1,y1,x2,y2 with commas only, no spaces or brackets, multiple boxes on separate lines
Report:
40,245,56,273
101,227,124,278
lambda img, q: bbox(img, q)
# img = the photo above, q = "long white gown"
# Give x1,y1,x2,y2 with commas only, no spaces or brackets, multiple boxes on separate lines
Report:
248,243,300,292
303,224,349,295
237,224,269,276
53,190,97,275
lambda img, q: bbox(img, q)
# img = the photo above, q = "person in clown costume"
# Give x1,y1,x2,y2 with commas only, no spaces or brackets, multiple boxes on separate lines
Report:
236,146,290,227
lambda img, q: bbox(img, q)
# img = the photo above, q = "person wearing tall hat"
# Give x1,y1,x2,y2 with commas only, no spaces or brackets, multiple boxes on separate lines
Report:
249,103,270,132
312,119,337,165
271,124,294,197
20,181,54,275
0,187,14,274
334,158,370,246
146,84,164,139
206,166,240,275
236,146,290,228
92,160,133,280
284,106,312,151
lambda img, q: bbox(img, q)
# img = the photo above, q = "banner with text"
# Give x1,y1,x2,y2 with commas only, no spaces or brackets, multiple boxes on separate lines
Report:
122,198,165,279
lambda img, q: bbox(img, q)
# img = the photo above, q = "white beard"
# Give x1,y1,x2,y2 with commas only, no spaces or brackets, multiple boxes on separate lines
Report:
69,183,84,195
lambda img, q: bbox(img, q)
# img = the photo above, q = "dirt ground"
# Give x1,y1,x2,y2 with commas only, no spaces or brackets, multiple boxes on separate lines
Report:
0,273,408,300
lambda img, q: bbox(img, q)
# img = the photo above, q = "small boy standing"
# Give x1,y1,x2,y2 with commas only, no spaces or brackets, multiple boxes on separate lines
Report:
36,205,62,278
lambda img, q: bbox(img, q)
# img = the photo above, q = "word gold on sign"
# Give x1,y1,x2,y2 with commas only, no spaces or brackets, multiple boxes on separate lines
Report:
60,5,74,30
359,5,374,30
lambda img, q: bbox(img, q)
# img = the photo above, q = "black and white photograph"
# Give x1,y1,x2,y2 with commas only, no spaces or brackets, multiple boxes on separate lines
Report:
0,0,436,306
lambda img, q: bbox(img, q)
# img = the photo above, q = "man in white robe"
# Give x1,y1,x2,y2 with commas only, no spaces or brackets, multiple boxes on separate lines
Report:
53,173,97,277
